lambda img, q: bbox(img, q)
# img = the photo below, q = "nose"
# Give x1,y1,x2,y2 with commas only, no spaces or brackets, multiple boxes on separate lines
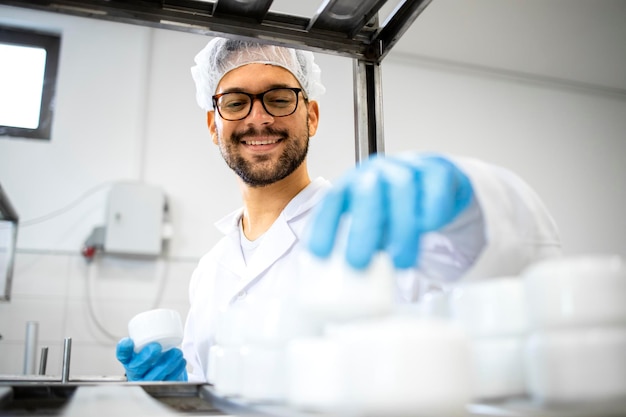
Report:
246,98,274,124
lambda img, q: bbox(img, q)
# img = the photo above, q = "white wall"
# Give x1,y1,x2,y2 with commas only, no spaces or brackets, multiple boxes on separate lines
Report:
0,2,624,377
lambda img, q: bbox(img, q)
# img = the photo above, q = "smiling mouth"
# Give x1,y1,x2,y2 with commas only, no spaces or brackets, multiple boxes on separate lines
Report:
242,138,282,145
234,127,288,146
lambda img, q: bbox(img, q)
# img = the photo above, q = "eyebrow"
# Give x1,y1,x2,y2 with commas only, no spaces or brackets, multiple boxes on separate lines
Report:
218,83,299,94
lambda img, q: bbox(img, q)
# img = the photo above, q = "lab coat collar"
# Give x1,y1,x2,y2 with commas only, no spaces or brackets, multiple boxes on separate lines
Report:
214,177,330,235
213,177,331,292
283,177,331,219
215,207,244,236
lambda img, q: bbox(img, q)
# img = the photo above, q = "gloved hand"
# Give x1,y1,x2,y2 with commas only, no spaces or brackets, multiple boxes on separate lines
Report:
116,337,188,381
307,153,474,270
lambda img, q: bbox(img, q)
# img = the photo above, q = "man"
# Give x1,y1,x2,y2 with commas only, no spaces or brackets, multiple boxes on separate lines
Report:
116,37,561,382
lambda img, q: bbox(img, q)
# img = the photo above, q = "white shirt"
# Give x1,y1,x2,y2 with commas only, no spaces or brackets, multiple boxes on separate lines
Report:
182,158,561,382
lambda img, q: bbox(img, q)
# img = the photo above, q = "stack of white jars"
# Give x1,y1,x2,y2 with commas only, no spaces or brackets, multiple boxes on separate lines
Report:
286,252,474,417
449,276,530,400
209,294,319,402
521,254,626,404
208,302,247,397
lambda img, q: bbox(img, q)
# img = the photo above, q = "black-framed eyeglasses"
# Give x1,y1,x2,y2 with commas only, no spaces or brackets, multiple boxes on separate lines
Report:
212,87,305,121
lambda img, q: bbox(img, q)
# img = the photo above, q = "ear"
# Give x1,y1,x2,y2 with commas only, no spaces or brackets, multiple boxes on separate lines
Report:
307,100,320,137
207,111,218,145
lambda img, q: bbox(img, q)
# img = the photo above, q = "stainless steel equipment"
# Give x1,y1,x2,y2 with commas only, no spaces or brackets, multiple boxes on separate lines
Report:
2,380,625,416
0,382,223,416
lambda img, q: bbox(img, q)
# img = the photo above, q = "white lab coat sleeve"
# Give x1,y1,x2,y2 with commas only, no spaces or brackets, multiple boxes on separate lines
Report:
411,192,486,285
402,155,560,294
454,156,562,280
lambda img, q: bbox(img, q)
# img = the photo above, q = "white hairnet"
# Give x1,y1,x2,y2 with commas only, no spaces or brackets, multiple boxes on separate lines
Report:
191,37,326,111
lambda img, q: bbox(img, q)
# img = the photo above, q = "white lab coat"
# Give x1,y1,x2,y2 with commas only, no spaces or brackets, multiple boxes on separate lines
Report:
182,157,561,382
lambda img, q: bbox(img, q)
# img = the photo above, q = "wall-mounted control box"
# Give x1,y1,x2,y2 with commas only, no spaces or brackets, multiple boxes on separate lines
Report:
104,182,166,256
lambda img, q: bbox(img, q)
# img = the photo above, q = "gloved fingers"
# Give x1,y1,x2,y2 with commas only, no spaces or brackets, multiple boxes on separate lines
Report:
373,158,422,269
143,348,185,381
345,167,386,269
307,172,353,258
178,369,189,382
116,337,135,366
418,157,473,231
449,161,473,218
125,342,162,380
419,158,456,231
164,358,188,381
307,153,473,271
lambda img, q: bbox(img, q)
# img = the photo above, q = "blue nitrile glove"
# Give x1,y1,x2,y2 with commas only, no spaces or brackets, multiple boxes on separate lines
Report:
116,337,188,381
307,153,473,270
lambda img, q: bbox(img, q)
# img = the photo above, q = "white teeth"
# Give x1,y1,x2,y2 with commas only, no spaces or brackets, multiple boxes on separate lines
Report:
245,139,279,145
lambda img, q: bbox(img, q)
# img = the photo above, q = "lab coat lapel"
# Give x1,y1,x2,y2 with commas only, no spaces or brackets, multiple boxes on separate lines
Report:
213,178,332,296
240,178,333,287
240,214,296,289
214,208,247,279
237,178,332,290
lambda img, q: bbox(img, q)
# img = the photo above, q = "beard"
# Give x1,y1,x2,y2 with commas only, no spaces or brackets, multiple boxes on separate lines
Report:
216,124,310,187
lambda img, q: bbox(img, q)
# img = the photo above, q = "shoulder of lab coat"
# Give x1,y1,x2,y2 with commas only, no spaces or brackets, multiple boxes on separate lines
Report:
453,156,562,280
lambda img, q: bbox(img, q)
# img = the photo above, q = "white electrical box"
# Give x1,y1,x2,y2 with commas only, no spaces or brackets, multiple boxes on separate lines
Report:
104,182,166,256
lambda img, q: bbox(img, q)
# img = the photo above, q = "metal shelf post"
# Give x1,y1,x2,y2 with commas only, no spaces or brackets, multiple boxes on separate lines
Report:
353,58,384,163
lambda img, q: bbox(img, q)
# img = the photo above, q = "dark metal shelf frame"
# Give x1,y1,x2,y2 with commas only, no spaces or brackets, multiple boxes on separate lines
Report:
0,0,433,161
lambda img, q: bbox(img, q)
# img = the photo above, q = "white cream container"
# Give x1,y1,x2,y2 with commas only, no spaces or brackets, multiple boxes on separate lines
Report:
286,337,343,411
329,316,472,417
239,345,286,403
296,251,395,324
449,276,529,337
523,255,626,329
128,308,183,353
206,344,218,385
525,326,626,403
469,336,527,400
211,345,243,397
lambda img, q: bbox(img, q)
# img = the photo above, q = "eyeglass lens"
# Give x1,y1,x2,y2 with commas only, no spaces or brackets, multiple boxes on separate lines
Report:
215,88,299,121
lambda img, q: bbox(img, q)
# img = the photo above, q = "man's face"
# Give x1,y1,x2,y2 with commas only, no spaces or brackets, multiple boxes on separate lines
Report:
207,63,319,187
